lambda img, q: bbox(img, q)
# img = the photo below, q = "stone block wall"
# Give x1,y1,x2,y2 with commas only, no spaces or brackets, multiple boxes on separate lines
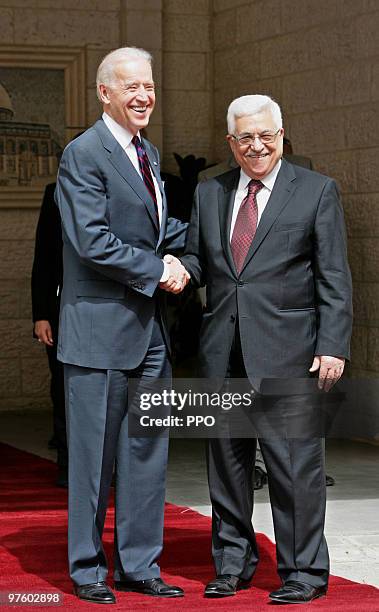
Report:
0,0,120,411
162,0,213,172
120,0,164,153
212,0,379,377
0,208,47,409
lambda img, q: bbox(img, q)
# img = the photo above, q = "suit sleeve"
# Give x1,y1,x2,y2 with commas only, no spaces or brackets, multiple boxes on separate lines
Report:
180,184,206,287
55,142,164,298
31,183,62,322
313,178,353,359
150,141,188,253
163,217,188,253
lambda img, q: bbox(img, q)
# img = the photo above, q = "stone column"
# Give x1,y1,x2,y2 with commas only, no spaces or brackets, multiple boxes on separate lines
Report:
162,0,212,173
119,0,163,153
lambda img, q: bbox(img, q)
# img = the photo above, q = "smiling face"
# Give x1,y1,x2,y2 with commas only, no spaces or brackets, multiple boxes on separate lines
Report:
227,110,284,179
99,58,155,135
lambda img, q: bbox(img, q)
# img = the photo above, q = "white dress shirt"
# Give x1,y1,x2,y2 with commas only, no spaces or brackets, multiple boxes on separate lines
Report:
102,112,170,282
230,160,282,241
102,112,163,225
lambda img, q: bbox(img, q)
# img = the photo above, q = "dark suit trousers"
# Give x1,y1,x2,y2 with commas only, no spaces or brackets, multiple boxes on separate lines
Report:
64,315,170,586
206,328,329,587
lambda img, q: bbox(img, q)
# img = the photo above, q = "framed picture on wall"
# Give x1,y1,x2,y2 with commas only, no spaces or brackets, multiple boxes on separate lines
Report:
0,68,65,188
0,45,86,208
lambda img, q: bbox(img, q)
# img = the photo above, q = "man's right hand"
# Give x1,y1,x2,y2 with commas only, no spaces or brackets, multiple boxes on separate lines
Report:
159,254,190,294
34,320,54,346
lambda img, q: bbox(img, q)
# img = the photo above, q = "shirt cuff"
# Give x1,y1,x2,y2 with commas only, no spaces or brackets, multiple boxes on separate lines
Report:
160,261,170,283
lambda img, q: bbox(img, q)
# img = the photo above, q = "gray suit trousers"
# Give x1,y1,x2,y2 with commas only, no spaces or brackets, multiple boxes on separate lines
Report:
206,329,329,588
64,317,170,586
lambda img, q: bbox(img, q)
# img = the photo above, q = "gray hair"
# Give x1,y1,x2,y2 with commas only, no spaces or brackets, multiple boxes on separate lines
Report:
96,47,153,100
227,94,282,133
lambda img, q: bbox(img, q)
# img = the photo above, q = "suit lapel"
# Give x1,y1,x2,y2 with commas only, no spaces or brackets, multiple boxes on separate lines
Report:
218,169,240,275
143,139,166,243
143,139,164,197
239,160,297,273
94,120,159,231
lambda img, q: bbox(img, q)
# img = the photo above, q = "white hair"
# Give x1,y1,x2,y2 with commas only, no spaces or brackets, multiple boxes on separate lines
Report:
96,47,153,100
227,95,282,133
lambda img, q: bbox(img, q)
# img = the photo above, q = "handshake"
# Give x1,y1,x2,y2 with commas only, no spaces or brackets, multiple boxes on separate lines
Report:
159,254,190,294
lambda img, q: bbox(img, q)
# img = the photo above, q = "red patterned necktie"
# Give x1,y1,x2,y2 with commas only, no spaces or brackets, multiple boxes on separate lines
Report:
132,135,159,220
231,178,264,274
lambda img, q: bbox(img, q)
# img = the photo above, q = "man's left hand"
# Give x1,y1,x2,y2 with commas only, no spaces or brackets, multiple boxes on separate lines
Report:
309,355,345,392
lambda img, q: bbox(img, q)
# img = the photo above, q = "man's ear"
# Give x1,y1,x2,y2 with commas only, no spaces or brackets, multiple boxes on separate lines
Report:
226,134,234,152
98,84,110,105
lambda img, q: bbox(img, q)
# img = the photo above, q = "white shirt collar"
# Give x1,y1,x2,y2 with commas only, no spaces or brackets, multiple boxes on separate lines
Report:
102,112,139,150
239,159,282,192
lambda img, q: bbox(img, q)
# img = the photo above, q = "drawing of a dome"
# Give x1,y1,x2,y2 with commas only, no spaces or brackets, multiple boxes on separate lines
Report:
0,80,61,187
0,83,14,120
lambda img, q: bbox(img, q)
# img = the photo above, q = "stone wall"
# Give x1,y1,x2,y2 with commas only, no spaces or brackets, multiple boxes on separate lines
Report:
162,0,213,173
0,0,120,410
0,208,42,409
212,0,379,377
120,0,164,153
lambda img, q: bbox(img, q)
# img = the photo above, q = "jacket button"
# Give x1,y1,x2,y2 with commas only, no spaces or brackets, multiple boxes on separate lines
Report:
237,280,244,286
230,314,236,322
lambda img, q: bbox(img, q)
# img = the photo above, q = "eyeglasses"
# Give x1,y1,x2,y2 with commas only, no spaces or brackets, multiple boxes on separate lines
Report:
231,129,281,146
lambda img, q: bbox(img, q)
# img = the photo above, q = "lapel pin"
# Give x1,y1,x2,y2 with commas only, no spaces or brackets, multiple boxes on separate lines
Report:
153,161,158,166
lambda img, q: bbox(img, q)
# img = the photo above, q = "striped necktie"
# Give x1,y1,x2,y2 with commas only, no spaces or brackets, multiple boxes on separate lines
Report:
231,178,264,274
132,135,159,220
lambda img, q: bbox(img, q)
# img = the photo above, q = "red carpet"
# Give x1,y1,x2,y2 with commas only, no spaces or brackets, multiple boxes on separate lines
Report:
0,442,378,611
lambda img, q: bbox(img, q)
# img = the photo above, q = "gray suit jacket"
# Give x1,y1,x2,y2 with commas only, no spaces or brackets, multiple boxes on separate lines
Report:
182,160,353,381
55,119,186,369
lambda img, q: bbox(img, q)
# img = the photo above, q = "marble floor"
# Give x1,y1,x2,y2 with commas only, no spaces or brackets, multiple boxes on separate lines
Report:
1,410,378,588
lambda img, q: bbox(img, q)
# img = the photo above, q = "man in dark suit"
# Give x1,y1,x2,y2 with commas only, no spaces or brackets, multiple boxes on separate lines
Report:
31,181,68,487
181,95,352,604
55,47,188,604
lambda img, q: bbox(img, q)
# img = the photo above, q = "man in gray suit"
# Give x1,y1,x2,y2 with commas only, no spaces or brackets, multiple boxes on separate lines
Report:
56,47,188,604
181,95,352,604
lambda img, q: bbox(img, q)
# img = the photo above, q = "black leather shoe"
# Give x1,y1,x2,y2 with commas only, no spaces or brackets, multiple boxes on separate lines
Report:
74,582,116,604
269,580,327,604
253,466,268,490
204,574,250,597
114,578,183,598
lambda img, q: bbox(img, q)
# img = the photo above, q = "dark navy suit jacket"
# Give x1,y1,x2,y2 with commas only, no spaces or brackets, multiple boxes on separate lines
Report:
55,119,186,369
